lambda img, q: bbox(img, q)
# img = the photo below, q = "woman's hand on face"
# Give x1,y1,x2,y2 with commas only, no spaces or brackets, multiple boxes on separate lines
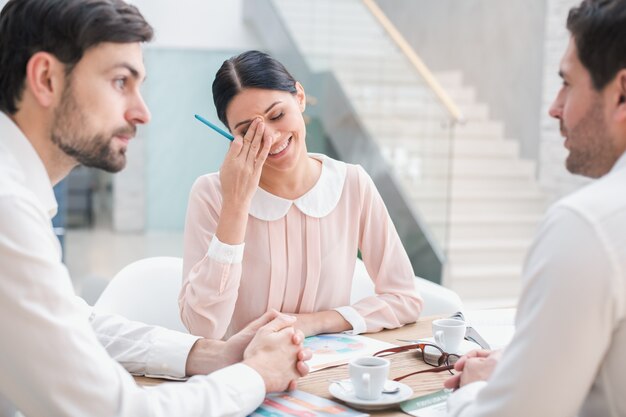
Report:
219,118,273,209
215,118,273,245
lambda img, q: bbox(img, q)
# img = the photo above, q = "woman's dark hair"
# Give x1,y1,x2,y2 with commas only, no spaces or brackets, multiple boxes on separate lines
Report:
212,50,298,129
567,0,626,91
0,0,153,114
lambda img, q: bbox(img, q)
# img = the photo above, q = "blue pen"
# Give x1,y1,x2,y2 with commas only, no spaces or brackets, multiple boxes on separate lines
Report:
194,114,234,141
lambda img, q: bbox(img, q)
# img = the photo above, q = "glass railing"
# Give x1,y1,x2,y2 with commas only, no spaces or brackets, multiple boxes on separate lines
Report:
243,0,464,283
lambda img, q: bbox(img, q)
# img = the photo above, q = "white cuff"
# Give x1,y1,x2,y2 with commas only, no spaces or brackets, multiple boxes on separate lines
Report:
145,328,201,379
207,235,245,264
209,363,266,413
447,381,488,416
334,306,367,334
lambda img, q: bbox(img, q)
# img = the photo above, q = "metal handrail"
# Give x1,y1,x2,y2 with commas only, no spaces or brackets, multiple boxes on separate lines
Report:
361,0,465,124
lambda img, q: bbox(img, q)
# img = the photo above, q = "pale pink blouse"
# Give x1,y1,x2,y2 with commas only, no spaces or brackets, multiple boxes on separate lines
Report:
179,154,422,339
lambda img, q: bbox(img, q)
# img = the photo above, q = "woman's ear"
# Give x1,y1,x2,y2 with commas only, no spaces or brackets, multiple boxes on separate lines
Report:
24,51,64,109
295,82,306,112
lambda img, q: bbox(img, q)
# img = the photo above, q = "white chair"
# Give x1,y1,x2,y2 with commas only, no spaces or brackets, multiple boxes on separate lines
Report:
350,258,463,316
94,256,187,333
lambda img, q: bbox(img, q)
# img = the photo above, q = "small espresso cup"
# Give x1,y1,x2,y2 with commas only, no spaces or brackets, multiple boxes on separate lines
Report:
432,318,466,353
348,356,390,400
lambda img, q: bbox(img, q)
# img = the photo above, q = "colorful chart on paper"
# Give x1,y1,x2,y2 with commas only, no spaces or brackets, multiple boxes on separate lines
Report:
249,390,367,417
305,334,366,355
304,334,397,372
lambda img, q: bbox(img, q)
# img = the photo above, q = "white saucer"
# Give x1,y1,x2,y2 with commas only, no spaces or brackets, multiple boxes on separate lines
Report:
328,380,413,411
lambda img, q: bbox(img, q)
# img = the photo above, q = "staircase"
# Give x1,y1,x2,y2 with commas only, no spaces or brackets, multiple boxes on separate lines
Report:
265,0,547,306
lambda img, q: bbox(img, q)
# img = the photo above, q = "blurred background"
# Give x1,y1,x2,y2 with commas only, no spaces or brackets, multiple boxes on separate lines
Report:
1,0,588,308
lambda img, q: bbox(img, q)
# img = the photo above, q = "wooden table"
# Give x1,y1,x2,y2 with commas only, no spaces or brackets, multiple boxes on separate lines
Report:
136,316,450,414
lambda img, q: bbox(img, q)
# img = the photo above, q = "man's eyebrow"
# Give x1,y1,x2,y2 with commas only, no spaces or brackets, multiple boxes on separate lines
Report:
110,63,146,81
233,101,282,130
558,70,566,79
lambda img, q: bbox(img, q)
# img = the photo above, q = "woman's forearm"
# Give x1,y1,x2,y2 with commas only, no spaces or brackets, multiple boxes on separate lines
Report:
295,310,352,336
215,202,250,244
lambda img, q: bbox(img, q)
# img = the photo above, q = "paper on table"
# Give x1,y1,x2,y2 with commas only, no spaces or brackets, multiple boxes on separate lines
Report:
250,390,368,417
304,333,397,372
463,308,516,350
400,389,451,417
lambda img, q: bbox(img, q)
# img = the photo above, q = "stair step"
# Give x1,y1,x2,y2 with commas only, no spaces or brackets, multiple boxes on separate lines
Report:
398,177,544,193
390,157,536,179
450,265,522,279
369,117,498,131
381,137,518,158
448,238,533,250
460,297,518,310
368,120,504,140
336,69,426,85
447,267,523,300
346,83,478,104
275,1,373,20
433,71,465,90
447,245,529,267
295,39,395,57
428,220,539,241
356,101,490,121
408,187,544,200
417,198,546,217
449,281,523,300
309,55,408,70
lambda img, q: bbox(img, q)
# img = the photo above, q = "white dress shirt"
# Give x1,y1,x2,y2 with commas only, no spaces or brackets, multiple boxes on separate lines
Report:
447,152,626,416
0,112,266,417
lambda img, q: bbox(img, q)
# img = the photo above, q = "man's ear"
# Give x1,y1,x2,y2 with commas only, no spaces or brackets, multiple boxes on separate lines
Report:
24,52,65,108
295,81,306,112
614,69,626,122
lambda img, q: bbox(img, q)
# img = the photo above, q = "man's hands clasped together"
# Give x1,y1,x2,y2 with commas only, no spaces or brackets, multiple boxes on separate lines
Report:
243,312,312,392
185,310,311,393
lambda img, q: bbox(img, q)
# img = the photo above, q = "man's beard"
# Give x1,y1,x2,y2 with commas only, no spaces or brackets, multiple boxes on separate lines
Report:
564,97,618,179
51,79,135,173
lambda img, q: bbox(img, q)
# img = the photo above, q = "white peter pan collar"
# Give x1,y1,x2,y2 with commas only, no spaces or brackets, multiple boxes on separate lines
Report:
248,153,347,221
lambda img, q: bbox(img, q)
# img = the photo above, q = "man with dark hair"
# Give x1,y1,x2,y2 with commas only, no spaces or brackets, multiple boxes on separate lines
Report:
443,0,626,416
0,1,310,416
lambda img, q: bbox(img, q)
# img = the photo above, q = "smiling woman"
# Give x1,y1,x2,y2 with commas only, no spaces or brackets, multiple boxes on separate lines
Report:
178,51,423,340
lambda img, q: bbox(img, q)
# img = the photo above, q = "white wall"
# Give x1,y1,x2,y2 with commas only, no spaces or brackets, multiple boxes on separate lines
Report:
129,0,260,50
375,0,547,161
115,1,261,231
0,0,261,50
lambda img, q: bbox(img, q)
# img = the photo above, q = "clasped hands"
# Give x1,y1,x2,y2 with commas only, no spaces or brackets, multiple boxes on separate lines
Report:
444,349,503,390
186,310,312,393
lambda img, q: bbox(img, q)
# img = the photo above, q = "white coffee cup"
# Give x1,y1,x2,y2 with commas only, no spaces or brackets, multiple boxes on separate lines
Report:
348,356,390,400
432,318,466,353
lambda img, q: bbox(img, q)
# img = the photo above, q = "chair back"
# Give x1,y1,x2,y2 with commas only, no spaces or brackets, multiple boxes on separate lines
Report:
95,256,187,333
350,258,463,316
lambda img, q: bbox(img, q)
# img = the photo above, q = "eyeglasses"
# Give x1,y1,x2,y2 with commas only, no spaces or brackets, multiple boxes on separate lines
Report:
373,342,461,381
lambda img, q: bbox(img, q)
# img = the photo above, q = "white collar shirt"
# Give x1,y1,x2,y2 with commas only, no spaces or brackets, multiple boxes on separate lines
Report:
447,151,626,416
0,112,265,417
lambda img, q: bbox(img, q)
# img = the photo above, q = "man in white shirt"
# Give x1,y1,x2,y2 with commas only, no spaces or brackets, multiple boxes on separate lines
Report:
444,0,626,416
0,0,311,416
